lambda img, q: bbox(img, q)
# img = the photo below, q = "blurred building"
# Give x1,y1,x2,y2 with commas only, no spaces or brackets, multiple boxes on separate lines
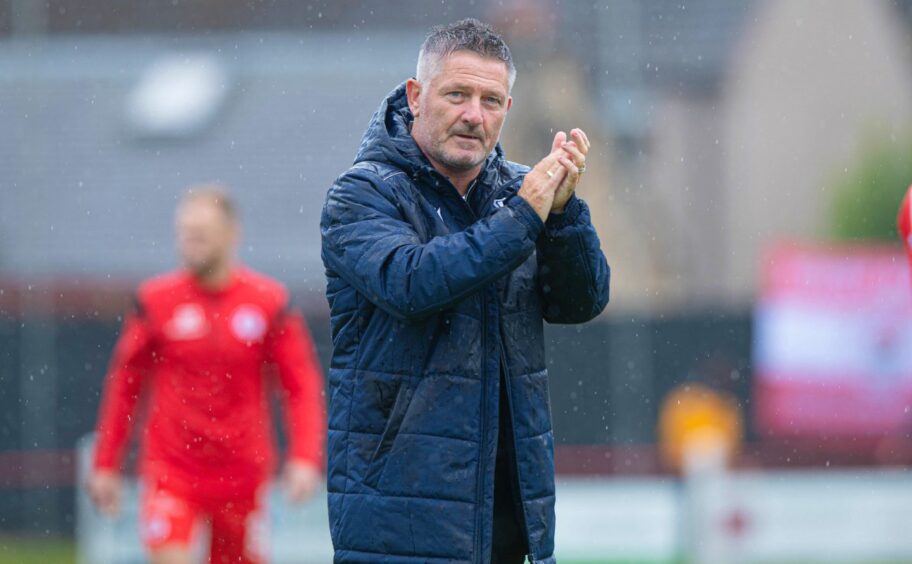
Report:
0,31,419,303
722,0,912,301
593,0,912,309
4,0,911,313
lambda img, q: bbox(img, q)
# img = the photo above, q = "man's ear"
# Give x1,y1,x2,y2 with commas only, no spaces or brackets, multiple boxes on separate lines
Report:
506,96,512,113
406,78,422,118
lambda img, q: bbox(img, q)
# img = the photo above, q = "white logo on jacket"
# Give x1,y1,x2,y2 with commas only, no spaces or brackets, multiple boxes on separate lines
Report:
164,303,208,340
231,304,268,342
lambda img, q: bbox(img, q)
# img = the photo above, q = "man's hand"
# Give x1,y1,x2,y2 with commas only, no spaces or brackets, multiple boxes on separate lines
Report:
551,128,591,213
86,469,122,517
517,147,569,222
283,460,322,504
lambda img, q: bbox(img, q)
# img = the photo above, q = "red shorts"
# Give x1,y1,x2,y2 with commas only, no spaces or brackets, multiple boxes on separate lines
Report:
139,481,268,564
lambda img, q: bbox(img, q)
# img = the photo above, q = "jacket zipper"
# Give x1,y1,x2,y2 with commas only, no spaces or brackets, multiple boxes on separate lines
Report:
450,173,488,564
434,167,519,562
464,175,535,564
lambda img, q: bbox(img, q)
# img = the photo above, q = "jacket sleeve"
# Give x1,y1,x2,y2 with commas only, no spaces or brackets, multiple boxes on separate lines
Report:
267,303,326,469
93,296,154,472
536,195,611,323
321,168,545,321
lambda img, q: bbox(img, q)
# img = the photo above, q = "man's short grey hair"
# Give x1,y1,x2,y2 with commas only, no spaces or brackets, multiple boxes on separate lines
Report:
416,18,516,90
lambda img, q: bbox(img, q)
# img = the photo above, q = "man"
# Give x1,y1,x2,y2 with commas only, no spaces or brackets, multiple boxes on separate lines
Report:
320,19,610,564
87,187,325,564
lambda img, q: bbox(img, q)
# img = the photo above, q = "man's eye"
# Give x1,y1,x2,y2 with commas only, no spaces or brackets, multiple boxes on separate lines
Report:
447,92,464,99
485,97,502,106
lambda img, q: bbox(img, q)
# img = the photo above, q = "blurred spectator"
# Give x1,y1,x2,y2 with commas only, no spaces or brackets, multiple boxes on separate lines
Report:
86,186,325,564
658,358,744,473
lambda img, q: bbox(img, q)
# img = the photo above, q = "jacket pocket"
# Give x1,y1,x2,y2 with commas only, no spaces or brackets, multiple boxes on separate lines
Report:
363,378,414,490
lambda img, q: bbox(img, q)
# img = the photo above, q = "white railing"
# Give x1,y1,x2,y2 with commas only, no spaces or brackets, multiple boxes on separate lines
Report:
76,435,334,564
76,435,912,563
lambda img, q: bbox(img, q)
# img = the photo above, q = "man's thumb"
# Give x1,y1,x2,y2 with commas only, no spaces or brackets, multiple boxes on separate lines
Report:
551,131,567,153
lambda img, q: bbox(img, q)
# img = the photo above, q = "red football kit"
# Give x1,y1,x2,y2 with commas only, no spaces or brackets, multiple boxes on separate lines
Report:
93,267,325,562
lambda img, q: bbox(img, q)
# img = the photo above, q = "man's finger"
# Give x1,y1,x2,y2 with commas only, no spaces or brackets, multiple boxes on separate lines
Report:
535,150,563,177
560,142,586,168
551,131,567,154
559,156,580,184
546,162,568,186
569,128,587,153
572,128,591,152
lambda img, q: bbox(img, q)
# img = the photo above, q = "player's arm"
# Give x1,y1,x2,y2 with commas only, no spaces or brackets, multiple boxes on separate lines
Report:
88,295,154,515
268,302,326,502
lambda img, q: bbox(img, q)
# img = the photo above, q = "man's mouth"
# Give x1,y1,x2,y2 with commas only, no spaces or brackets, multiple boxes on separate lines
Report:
454,133,481,143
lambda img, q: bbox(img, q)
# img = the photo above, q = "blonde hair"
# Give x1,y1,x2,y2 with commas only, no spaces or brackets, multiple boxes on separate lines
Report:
180,184,238,223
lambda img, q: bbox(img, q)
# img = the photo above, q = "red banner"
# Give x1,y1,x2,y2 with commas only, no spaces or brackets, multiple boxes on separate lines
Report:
755,243,912,436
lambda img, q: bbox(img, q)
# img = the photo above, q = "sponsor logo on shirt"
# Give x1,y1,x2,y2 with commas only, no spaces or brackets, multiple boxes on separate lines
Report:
164,303,209,340
231,304,268,343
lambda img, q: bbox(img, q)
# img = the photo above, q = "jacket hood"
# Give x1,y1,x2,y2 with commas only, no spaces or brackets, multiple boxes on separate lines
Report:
353,81,505,177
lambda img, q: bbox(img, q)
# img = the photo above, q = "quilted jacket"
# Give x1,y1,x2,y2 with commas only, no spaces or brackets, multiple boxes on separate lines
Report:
320,82,611,563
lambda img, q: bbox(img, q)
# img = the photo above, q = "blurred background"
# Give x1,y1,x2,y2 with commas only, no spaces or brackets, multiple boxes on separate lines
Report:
2,0,912,562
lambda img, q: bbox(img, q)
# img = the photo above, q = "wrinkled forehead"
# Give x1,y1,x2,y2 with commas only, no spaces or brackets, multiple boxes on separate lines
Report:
427,50,512,93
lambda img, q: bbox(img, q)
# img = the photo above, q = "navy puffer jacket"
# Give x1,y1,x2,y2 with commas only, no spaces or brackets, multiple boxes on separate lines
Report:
320,83,610,563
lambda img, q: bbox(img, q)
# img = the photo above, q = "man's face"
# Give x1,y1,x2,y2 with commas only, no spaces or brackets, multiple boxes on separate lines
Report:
175,199,236,277
407,50,512,177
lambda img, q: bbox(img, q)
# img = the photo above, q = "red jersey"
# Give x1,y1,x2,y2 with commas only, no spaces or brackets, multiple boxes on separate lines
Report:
93,267,325,499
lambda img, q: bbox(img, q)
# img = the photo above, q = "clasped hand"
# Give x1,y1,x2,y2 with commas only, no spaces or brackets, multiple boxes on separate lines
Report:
517,128,591,222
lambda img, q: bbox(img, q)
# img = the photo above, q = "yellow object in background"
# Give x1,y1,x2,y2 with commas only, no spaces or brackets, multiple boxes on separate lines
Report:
658,383,744,473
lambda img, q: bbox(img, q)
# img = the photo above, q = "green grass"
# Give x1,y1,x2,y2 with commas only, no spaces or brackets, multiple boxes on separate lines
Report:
0,536,75,564
0,538,907,564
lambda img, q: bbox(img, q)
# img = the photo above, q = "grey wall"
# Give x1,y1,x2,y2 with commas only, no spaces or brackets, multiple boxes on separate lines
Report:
0,31,419,289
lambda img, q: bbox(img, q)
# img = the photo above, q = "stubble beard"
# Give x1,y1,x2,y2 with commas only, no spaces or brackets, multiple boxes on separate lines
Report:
430,134,489,172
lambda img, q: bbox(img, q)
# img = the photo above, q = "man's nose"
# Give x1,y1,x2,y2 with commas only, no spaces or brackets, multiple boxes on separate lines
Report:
461,99,483,127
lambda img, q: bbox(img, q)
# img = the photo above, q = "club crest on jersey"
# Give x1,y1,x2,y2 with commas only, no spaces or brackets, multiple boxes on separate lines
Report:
164,303,208,340
231,304,268,343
